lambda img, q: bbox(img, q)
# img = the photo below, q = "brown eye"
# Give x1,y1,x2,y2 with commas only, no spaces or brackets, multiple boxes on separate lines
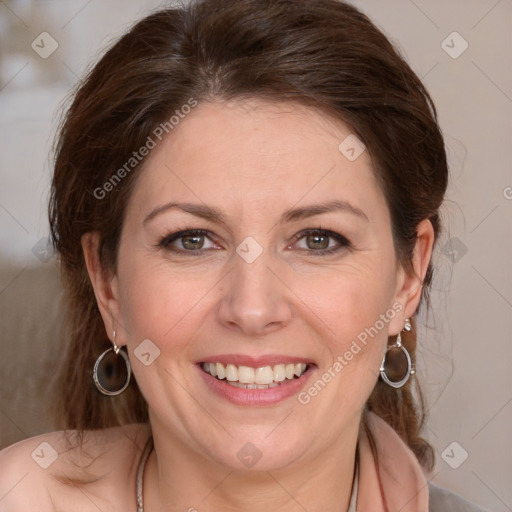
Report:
305,233,330,250
292,229,350,254
159,229,219,253
181,234,204,250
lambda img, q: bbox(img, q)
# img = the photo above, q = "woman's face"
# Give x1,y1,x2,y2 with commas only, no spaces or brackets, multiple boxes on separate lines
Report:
99,100,423,471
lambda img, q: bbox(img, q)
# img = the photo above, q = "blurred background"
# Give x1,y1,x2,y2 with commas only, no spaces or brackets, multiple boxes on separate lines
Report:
0,0,511,510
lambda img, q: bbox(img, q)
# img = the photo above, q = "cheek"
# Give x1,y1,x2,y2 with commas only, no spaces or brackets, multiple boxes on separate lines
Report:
117,258,188,341
291,255,397,397
296,260,397,342
298,278,395,410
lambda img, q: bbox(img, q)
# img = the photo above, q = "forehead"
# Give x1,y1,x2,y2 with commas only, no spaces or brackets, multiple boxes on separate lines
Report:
126,99,387,224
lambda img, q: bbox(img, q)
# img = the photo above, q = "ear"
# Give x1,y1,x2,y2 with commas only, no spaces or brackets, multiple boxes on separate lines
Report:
81,231,125,345
391,219,435,333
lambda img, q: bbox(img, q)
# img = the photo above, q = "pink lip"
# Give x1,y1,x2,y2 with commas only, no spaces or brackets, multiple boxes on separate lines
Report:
198,354,313,367
197,363,315,406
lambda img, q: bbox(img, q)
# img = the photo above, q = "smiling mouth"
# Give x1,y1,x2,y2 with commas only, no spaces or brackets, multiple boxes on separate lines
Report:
200,362,311,389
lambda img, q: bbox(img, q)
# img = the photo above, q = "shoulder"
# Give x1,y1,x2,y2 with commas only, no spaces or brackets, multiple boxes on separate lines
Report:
0,431,59,510
429,482,489,512
0,423,150,512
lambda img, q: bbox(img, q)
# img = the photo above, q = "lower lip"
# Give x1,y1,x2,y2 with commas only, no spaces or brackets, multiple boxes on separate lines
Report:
197,365,315,406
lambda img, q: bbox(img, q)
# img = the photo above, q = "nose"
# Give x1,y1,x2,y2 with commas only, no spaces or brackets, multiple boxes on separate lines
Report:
217,253,293,336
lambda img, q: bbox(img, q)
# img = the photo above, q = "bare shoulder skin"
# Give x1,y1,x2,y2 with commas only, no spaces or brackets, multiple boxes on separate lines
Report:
0,423,151,512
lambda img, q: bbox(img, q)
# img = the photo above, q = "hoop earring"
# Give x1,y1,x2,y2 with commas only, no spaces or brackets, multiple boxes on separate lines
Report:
380,320,414,389
93,330,131,396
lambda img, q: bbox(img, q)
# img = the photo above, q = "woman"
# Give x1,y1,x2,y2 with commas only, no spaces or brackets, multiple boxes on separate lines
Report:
0,0,486,510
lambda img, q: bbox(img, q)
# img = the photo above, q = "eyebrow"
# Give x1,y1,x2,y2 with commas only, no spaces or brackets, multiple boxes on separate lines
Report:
280,200,368,223
143,199,368,226
143,202,228,226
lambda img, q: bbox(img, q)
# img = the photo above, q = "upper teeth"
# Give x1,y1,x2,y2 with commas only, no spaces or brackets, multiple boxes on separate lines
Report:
202,362,308,384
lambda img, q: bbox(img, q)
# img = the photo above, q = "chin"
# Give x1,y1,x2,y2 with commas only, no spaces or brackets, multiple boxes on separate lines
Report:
206,435,306,473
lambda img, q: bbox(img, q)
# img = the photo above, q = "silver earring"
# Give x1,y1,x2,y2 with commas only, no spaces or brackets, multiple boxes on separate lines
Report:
93,330,131,396
380,319,414,389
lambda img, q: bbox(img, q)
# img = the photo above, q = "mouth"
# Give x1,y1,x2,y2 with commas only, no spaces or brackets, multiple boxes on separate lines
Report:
200,361,309,389
197,358,315,405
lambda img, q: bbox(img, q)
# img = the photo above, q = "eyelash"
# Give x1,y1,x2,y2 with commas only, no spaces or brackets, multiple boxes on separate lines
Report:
291,228,351,255
158,229,213,255
158,228,351,256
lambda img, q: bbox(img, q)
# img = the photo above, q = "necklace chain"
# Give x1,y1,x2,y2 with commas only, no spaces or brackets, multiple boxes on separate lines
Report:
137,437,154,512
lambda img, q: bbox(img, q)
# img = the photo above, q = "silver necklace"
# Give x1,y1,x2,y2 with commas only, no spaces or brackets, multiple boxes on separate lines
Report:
137,437,154,512
136,438,358,512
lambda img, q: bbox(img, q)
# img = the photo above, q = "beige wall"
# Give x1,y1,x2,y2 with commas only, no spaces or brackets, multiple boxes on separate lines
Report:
0,1,510,510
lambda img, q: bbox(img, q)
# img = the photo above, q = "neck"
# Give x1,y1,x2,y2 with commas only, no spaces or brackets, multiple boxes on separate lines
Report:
143,416,359,512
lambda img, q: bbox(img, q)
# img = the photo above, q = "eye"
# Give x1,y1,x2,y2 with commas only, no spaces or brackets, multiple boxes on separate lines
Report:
292,229,350,254
158,229,219,253
181,233,205,250
303,233,332,250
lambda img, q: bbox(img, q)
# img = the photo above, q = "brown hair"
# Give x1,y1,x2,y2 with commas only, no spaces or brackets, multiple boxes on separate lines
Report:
50,0,447,470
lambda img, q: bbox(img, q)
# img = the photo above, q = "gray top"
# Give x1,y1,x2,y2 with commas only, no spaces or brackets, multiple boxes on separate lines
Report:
428,482,489,512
